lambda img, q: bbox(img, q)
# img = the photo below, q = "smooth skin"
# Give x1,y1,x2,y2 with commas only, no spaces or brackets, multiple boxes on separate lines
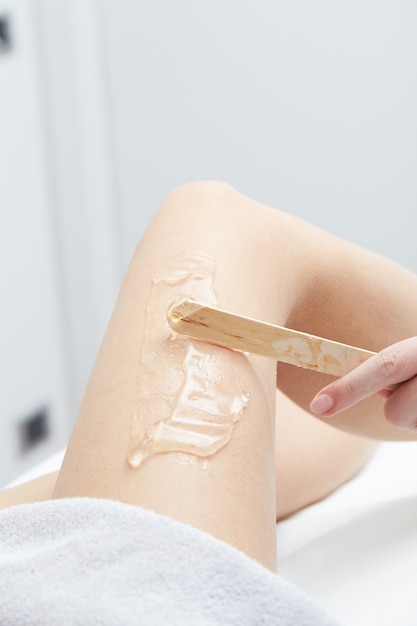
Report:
2,182,417,572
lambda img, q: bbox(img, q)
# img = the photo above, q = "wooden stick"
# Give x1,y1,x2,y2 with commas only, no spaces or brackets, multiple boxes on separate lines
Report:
167,297,376,378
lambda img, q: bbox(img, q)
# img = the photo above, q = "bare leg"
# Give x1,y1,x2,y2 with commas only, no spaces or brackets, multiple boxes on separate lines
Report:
0,472,58,510
54,182,284,570
275,390,375,520
18,181,417,570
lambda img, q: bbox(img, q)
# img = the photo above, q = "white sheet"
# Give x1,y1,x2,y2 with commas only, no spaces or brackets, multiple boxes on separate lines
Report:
4,441,417,625
278,441,417,625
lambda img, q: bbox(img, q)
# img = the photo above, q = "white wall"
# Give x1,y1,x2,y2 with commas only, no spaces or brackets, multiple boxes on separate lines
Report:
100,0,417,272
0,0,122,484
37,0,123,407
0,0,70,483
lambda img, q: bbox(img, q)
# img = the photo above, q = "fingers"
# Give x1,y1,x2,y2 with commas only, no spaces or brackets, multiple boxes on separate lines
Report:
309,337,417,428
384,374,417,431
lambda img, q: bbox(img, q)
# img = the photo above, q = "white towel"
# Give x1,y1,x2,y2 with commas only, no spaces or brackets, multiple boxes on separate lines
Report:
0,497,339,625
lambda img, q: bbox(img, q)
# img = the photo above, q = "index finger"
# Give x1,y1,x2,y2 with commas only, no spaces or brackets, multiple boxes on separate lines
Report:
309,336,417,416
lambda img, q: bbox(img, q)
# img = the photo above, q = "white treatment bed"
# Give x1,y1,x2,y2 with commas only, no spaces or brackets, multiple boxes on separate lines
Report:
278,440,417,625
4,440,417,625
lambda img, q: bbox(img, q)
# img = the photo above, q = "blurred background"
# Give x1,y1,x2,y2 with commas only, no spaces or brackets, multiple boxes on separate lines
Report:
0,0,416,485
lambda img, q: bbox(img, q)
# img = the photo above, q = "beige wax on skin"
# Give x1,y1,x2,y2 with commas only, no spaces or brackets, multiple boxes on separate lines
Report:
127,252,251,468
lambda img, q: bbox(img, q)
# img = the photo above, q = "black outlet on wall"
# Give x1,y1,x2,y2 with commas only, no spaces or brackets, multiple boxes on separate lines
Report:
0,15,12,53
18,406,50,453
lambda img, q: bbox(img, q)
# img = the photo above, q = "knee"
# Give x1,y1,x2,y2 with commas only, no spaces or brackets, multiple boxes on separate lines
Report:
164,180,238,210
159,180,272,233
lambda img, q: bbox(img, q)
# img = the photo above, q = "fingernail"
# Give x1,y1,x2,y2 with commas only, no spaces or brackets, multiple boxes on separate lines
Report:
310,394,334,415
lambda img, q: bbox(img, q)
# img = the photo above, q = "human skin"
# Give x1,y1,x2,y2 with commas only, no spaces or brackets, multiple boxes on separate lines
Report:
310,336,417,433
2,182,417,571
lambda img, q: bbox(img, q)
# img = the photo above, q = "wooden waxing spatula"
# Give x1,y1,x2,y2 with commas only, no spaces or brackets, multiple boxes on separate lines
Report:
166,297,376,378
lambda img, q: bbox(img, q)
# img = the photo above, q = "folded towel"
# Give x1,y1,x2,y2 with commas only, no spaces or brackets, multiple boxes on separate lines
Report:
0,498,338,625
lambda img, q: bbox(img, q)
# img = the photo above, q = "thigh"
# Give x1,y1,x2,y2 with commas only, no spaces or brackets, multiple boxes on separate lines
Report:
53,182,300,570
274,390,375,520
